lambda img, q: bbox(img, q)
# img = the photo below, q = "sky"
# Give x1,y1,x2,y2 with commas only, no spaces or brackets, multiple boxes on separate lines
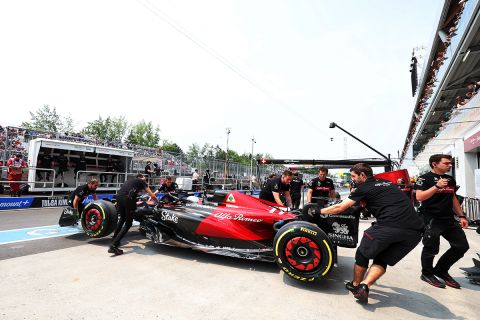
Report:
0,0,442,161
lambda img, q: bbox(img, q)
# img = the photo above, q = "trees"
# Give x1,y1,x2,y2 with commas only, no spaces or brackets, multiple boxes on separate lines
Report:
126,120,160,148
82,116,129,143
21,105,74,133
161,140,184,155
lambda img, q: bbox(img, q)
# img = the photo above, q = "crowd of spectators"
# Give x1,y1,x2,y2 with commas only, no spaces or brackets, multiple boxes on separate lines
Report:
1,124,186,172
456,80,480,107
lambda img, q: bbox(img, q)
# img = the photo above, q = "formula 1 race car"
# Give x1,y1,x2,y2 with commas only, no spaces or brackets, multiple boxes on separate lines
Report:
59,189,361,282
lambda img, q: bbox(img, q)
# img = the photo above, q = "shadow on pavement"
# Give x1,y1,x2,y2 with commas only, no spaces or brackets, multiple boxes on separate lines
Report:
362,284,465,319
124,235,280,275
281,255,356,295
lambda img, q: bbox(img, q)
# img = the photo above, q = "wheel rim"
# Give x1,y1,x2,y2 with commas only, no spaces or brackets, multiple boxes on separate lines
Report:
84,208,102,232
285,236,321,271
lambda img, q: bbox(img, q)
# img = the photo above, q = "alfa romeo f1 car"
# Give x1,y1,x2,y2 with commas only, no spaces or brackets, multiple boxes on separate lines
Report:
60,189,361,282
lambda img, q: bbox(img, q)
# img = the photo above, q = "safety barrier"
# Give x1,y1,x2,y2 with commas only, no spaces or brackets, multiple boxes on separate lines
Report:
1,166,56,196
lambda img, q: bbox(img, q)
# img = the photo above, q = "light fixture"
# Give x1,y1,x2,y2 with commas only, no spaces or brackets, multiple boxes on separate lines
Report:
463,49,471,62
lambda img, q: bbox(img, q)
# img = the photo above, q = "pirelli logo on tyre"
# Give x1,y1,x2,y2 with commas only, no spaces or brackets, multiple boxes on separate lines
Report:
300,227,317,236
282,267,315,282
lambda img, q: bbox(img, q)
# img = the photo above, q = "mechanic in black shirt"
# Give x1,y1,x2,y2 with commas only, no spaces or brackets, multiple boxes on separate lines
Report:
307,166,335,207
259,170,293,207
67,178,99,216
320,163,423,303
109,174,158,255
36,149,53,181
144,161,153,182
74,154,87,181
289,172,304,209
415,154,469,289
56,152,69,180
155,176,179,203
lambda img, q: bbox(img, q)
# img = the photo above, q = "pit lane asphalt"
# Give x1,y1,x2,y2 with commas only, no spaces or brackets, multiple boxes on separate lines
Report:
0,207,479,320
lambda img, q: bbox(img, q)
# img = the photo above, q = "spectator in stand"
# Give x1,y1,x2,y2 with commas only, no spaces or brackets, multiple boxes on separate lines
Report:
6,153,27,196
467,81,480,94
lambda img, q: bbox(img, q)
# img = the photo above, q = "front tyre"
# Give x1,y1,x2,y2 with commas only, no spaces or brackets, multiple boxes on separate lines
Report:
81,200,118,238
274,221,334,282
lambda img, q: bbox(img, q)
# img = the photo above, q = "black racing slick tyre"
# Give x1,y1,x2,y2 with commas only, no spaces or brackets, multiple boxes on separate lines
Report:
80,200,118,238
274,221,334,282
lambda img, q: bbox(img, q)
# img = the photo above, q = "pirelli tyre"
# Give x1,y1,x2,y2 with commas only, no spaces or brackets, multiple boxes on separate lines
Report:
80,200,118,238
274,221,334,282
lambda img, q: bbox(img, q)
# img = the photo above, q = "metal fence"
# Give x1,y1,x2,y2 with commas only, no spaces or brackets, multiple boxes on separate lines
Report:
462,197,480,223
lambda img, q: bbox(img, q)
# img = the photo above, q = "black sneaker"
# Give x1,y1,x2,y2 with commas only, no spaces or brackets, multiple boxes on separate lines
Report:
108,246,123,255
345,281,357,294
420,274,446,288
353,284,369,303
434,272,461,289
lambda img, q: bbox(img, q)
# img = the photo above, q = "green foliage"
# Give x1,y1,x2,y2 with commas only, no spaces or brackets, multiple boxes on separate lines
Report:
186,143,200,162
21,105,72,132
82,116,129,142
161,140,183,154
126,120,160,148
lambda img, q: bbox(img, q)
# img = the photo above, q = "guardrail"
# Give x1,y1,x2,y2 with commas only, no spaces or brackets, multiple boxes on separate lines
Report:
75,170,126,189
1,166,56,196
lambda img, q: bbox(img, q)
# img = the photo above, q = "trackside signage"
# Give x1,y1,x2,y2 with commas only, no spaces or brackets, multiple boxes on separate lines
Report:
0,198,34,210
0,194,116,210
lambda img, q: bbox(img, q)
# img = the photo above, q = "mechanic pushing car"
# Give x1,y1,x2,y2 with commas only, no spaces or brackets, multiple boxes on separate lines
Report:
154,176,179,203
259,170,293,208
307,166,336,207
109,174,158,255
67,178,99,216
320,163,424,303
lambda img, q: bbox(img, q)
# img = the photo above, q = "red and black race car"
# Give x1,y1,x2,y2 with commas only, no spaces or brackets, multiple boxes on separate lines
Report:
60,188,362,282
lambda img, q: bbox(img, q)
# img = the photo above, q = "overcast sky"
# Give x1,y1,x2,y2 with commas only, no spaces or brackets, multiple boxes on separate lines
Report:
0,0,441,161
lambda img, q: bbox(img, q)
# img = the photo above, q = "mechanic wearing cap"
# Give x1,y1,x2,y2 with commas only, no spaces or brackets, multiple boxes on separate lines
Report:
320,163,423,303
109,174,158,255
259,170,293,207
415,154,469,289
307,166,335,207
67,178,99,216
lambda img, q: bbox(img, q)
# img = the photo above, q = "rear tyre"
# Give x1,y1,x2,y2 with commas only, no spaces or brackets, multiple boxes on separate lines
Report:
81,200,118,238
274,221,334,282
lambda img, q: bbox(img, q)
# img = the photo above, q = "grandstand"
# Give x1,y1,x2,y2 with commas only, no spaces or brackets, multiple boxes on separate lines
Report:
0,124,279,195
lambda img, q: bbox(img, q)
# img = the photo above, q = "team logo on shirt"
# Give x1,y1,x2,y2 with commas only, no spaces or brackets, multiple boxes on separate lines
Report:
415,177,425,186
